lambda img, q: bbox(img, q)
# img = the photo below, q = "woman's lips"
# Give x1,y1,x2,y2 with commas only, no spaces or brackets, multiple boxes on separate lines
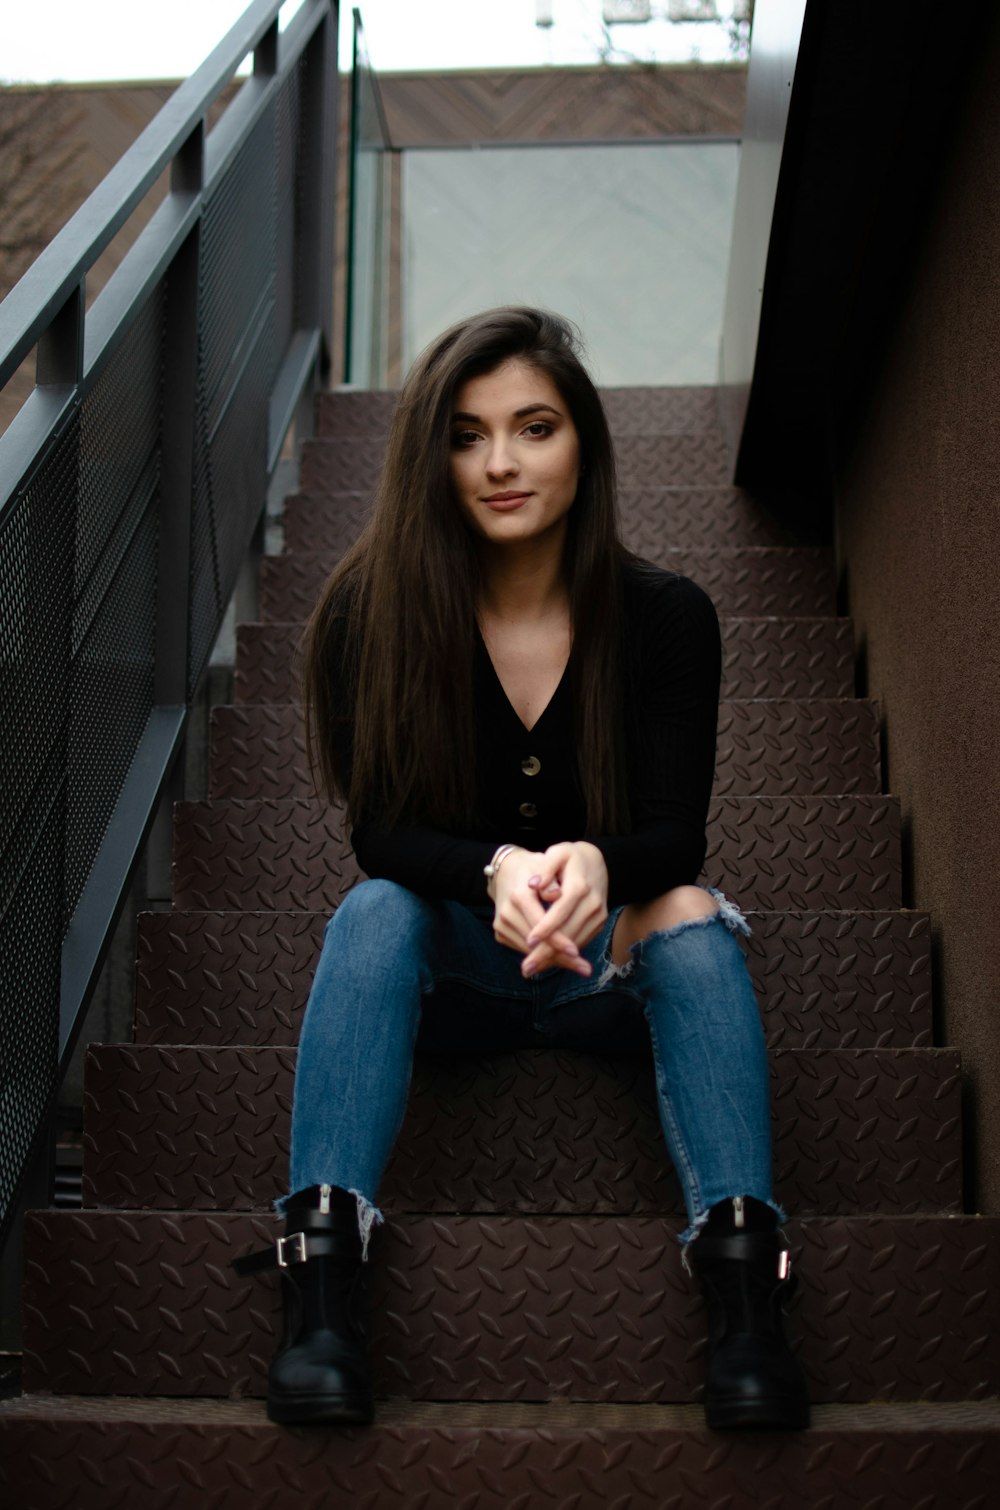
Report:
482,492,532,511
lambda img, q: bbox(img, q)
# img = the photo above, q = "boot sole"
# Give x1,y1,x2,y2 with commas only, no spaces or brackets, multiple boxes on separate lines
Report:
705,1396,811,1432
267,1392,375,1426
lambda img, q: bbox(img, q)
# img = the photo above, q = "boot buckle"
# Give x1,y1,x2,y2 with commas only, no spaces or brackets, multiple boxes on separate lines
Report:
276,1231,308,1268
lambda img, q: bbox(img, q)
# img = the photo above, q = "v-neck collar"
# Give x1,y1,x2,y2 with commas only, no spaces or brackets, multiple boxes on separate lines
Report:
475,625,572,736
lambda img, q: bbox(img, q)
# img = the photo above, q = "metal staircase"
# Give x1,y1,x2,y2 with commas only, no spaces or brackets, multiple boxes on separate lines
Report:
2,386,997,1505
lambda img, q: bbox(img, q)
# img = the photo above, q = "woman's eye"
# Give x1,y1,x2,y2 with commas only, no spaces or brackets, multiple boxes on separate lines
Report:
523,421,553,438
450,430,480,448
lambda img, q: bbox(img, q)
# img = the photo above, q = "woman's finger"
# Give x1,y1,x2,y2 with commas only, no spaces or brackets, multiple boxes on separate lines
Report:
526,879,593,944
522,941,591,978
521,922,592,976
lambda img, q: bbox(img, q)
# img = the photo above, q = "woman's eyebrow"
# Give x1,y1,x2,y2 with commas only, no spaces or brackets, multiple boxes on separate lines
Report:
450,403,562,422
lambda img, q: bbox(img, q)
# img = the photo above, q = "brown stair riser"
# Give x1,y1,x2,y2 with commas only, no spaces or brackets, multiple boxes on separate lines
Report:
81,1045,962,1216
171,796,903,914
208,699,882,802
281,486,792,551
317,385,726,436
259,547,837,623
135,908,933,1051
299,433,733,493
235,616,859,705
21,1213,1000,1403
4,1402,1000,1510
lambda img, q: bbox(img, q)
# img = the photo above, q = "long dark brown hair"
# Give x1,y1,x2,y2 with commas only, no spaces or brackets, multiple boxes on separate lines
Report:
303,306,628,834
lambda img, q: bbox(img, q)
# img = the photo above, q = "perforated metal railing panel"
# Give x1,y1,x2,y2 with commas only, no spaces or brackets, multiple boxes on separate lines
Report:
188,67,306,698
66,285,164,916
0,0,336,1236
0,293,165,1218
0,422,76,1216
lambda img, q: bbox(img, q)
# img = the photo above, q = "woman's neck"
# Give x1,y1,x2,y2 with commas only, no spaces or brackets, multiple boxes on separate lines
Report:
476,536,569,625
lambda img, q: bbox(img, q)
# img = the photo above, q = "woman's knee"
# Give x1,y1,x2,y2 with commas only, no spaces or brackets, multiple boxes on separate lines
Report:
613,885,718,961
654,885,720,928
326,878,431,945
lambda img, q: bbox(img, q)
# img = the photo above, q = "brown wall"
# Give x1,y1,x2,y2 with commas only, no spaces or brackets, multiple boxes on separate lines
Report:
379,64,745,145
836,34,1000,1210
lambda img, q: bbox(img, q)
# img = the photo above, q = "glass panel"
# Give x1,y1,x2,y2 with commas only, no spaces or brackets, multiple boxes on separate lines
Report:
402,141,738,385
346,11,392,385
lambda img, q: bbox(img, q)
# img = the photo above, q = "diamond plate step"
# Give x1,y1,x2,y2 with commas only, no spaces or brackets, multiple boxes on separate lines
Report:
208,699,882,802
81,1045,962,1216
259,547,836,622
280,484,792,555
299,431,734,494
316,385,727,437
235,615,858,705
3,1398,999,1510
134,907,932,1050
21,1212,1000,1402
171,795,902,913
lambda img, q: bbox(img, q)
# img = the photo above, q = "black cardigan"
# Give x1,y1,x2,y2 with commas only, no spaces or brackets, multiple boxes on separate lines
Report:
341,558,722,909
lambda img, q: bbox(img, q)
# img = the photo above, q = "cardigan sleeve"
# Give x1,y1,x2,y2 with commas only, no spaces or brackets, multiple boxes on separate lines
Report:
350,819,495,904
588,571,721,907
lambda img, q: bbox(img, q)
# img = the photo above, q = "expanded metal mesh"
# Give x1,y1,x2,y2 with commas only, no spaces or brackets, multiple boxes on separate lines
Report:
188,64,307,698
0,290,164,1218
66,287,164,915
0,16,327,1237
274,61,303,356
189,104,279,692
0,420,76,1217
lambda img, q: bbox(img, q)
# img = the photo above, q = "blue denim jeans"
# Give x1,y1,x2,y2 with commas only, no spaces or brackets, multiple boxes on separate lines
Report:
285,880,780,1248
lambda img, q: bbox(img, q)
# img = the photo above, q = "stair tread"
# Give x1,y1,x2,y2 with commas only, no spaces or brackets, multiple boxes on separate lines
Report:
298,431,735,491
317,384,728,437
81,1043,963,1215
281,485,794,549
172,794,903,914
21,1212,1000,1403
259,546,837,622
4,1392,999,1429
208,698,883,801
3,1397,998,1510
136,906,933,1049
235,615,859,703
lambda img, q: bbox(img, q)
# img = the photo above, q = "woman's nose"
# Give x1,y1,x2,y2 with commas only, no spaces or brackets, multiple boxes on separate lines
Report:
485,437,518,478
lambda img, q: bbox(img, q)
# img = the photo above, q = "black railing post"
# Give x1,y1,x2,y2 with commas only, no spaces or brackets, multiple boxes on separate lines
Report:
35,283,84,389
148,126,206,902
156,126,204,709
298,1,340,380
255,18,280,77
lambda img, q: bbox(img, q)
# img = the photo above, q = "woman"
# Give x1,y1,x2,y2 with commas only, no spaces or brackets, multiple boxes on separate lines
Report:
235,307,809,1432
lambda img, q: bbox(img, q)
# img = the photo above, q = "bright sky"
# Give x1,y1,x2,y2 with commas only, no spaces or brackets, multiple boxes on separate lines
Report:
2,1,742,84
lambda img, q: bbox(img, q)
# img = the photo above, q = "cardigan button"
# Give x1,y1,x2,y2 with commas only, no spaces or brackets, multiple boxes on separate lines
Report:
521,756,541,776
519,802,538,819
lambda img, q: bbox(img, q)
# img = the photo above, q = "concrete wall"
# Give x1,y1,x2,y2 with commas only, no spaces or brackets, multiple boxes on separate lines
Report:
836,30,1000,1211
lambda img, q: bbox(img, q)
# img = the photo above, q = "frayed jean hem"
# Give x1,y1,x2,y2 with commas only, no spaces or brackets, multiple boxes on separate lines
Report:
273,1185,384,1262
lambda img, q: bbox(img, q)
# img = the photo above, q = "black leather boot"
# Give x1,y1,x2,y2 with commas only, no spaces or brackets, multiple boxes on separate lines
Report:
691,1196,810,1431
234,1183,374,1425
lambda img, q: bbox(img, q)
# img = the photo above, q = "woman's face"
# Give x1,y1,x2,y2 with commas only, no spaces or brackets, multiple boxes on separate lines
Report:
449,359,581,551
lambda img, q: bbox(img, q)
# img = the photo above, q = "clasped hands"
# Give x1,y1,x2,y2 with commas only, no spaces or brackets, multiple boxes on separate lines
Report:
489,840,609,977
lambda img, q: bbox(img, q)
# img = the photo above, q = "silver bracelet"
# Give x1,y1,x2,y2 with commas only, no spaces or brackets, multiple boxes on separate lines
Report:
483,843,518,881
